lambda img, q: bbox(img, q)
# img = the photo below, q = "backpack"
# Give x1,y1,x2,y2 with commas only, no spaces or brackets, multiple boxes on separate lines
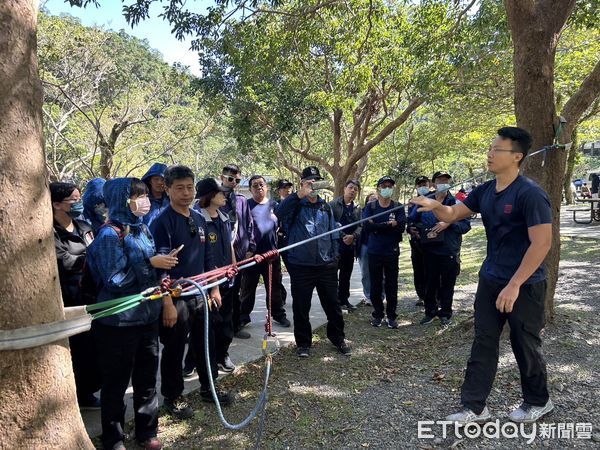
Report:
79,222,126,306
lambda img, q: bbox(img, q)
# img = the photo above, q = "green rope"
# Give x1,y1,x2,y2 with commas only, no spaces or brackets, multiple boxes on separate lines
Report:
90,295,145,320
85,294,144,312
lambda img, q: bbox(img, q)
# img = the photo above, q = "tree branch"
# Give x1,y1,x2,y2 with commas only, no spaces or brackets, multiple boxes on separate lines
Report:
561,60,600,137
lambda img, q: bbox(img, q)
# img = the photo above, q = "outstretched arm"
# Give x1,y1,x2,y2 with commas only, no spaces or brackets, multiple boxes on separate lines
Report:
409,196,473,223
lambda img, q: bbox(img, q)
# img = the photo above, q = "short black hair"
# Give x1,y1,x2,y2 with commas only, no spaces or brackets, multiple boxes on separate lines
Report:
345,179,361,189
249,175,265,185
497,126,532,165
50,181,78,203
164,165,195,187
130,178,148,197
222,164,241,175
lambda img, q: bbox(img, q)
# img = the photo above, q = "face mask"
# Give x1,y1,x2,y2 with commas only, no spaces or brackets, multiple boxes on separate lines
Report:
379,187,393,199
417,187,430,196
436,184,451,192
67,201,84,218
308,190,320,199
130,197,151,217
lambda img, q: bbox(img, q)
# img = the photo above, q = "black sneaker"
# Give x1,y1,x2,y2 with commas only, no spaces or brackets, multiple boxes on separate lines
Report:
218,355,236,373
371,317,383,327
274,317,291,327
78,394,101,410
387,319,399,329
420,315,435,325
200,388,233,406
337,341,352,356
415,299,424,306
297,347,310,358
440,317,452,327
341,302,357,312
234,329,251,339
164,396,194,420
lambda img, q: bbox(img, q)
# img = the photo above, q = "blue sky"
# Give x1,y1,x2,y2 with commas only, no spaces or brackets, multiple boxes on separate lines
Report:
43,0,207,75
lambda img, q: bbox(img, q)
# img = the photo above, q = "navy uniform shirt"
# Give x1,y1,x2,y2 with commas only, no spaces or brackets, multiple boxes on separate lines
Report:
463,175,552,284
149,205,214,279
362,201,406,256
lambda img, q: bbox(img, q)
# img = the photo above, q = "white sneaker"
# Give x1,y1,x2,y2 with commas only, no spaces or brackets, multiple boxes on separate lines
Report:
508,400,553,423
446,406,491,425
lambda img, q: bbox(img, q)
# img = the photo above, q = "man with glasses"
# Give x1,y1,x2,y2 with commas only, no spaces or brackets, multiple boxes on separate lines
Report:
329,179,362,312
239,175,290,328
150,165,228,419
411,127,553,425
219,164,256,339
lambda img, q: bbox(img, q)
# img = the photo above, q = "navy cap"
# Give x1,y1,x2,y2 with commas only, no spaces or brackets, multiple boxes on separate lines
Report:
432,171,452,181
415,175,429,185
277,179,293,189
301,166,323,181
195,178,228,199
376,176,395,187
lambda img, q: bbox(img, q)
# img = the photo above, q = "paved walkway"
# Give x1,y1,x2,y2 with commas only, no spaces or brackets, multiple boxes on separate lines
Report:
82,264,365,437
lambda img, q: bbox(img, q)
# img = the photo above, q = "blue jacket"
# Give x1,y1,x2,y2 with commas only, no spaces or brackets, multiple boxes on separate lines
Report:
141,163,170,227
82,178,106,233
275,192,339,266
86,178,161,327
407,192,471,256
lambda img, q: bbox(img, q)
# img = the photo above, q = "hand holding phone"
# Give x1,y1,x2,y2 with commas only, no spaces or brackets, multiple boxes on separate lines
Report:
169,244,184,256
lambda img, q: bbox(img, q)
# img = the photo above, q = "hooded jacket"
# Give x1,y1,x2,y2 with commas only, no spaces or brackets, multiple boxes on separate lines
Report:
141,162,170,227
86,178,161,327
275,192,339,266
82,178,106,233
54,218,94,307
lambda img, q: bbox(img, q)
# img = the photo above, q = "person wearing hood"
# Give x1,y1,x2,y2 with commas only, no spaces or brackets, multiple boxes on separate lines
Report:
50,181,100,409
82,177,107,233
141,162,170,227
86,177,178,450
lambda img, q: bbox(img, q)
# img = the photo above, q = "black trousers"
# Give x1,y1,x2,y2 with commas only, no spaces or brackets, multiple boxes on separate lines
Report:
461,276,549,414
423,253,460,319
368,253,399,320
184,285,233,374
287,263,345,348
337,250,355,305
410,239,428,300
230,275,243,332
240,256,287,323
161,298,217,397
94,321,159,449
69,330,101,401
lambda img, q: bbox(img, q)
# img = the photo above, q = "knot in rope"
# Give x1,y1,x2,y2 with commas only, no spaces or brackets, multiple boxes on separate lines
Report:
254,249,279,265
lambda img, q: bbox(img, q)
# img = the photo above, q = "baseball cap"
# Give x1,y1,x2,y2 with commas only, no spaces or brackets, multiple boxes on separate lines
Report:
277,179,293,189
195,178,228,199
415,175,429,185
376,176,395,187
432,171,452,181
301,166,323,181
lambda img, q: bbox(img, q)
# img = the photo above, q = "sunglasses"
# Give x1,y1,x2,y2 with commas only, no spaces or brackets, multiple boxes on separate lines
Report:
187,216,198,237
224,175,242,184
251,183,266,189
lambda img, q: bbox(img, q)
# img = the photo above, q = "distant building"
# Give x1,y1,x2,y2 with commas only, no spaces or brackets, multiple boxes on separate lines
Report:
581,140,600,157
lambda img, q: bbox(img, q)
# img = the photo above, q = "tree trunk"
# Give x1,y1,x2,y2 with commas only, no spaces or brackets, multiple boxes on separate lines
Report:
563,127,578,204
99,140,113,179
0,2,93,447
505,0,577,322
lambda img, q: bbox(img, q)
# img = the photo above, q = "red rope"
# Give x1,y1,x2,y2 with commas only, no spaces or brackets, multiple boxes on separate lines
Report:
265,259,273,336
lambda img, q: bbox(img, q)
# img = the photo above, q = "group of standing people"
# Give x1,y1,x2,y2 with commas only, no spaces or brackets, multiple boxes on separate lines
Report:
50,126,555,448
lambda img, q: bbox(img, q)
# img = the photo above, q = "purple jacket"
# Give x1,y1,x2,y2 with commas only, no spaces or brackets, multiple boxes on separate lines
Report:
220,191,256,261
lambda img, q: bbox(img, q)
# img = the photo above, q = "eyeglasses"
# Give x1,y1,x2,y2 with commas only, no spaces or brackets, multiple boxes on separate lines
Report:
488,147,516,154
187,216,198,237
251,183,266,189
224,176,242,184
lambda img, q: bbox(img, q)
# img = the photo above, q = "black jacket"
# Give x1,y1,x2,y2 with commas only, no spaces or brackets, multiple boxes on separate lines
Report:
53,218,94,307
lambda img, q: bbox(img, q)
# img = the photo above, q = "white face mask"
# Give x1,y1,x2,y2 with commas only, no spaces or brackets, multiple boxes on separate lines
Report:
436,183,451,192
417,186,430,196
379,187,393,198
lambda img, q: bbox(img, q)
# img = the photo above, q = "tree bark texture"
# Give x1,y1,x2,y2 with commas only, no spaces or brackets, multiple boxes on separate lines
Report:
505,0,600,322
0,2,93,447
563,127,578,204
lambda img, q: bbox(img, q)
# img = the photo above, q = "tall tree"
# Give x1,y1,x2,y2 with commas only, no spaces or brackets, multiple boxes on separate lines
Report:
0,2,92,447
505,0,600,320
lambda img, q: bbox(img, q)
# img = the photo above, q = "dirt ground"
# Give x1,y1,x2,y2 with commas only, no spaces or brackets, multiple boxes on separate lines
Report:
114,230,600,449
